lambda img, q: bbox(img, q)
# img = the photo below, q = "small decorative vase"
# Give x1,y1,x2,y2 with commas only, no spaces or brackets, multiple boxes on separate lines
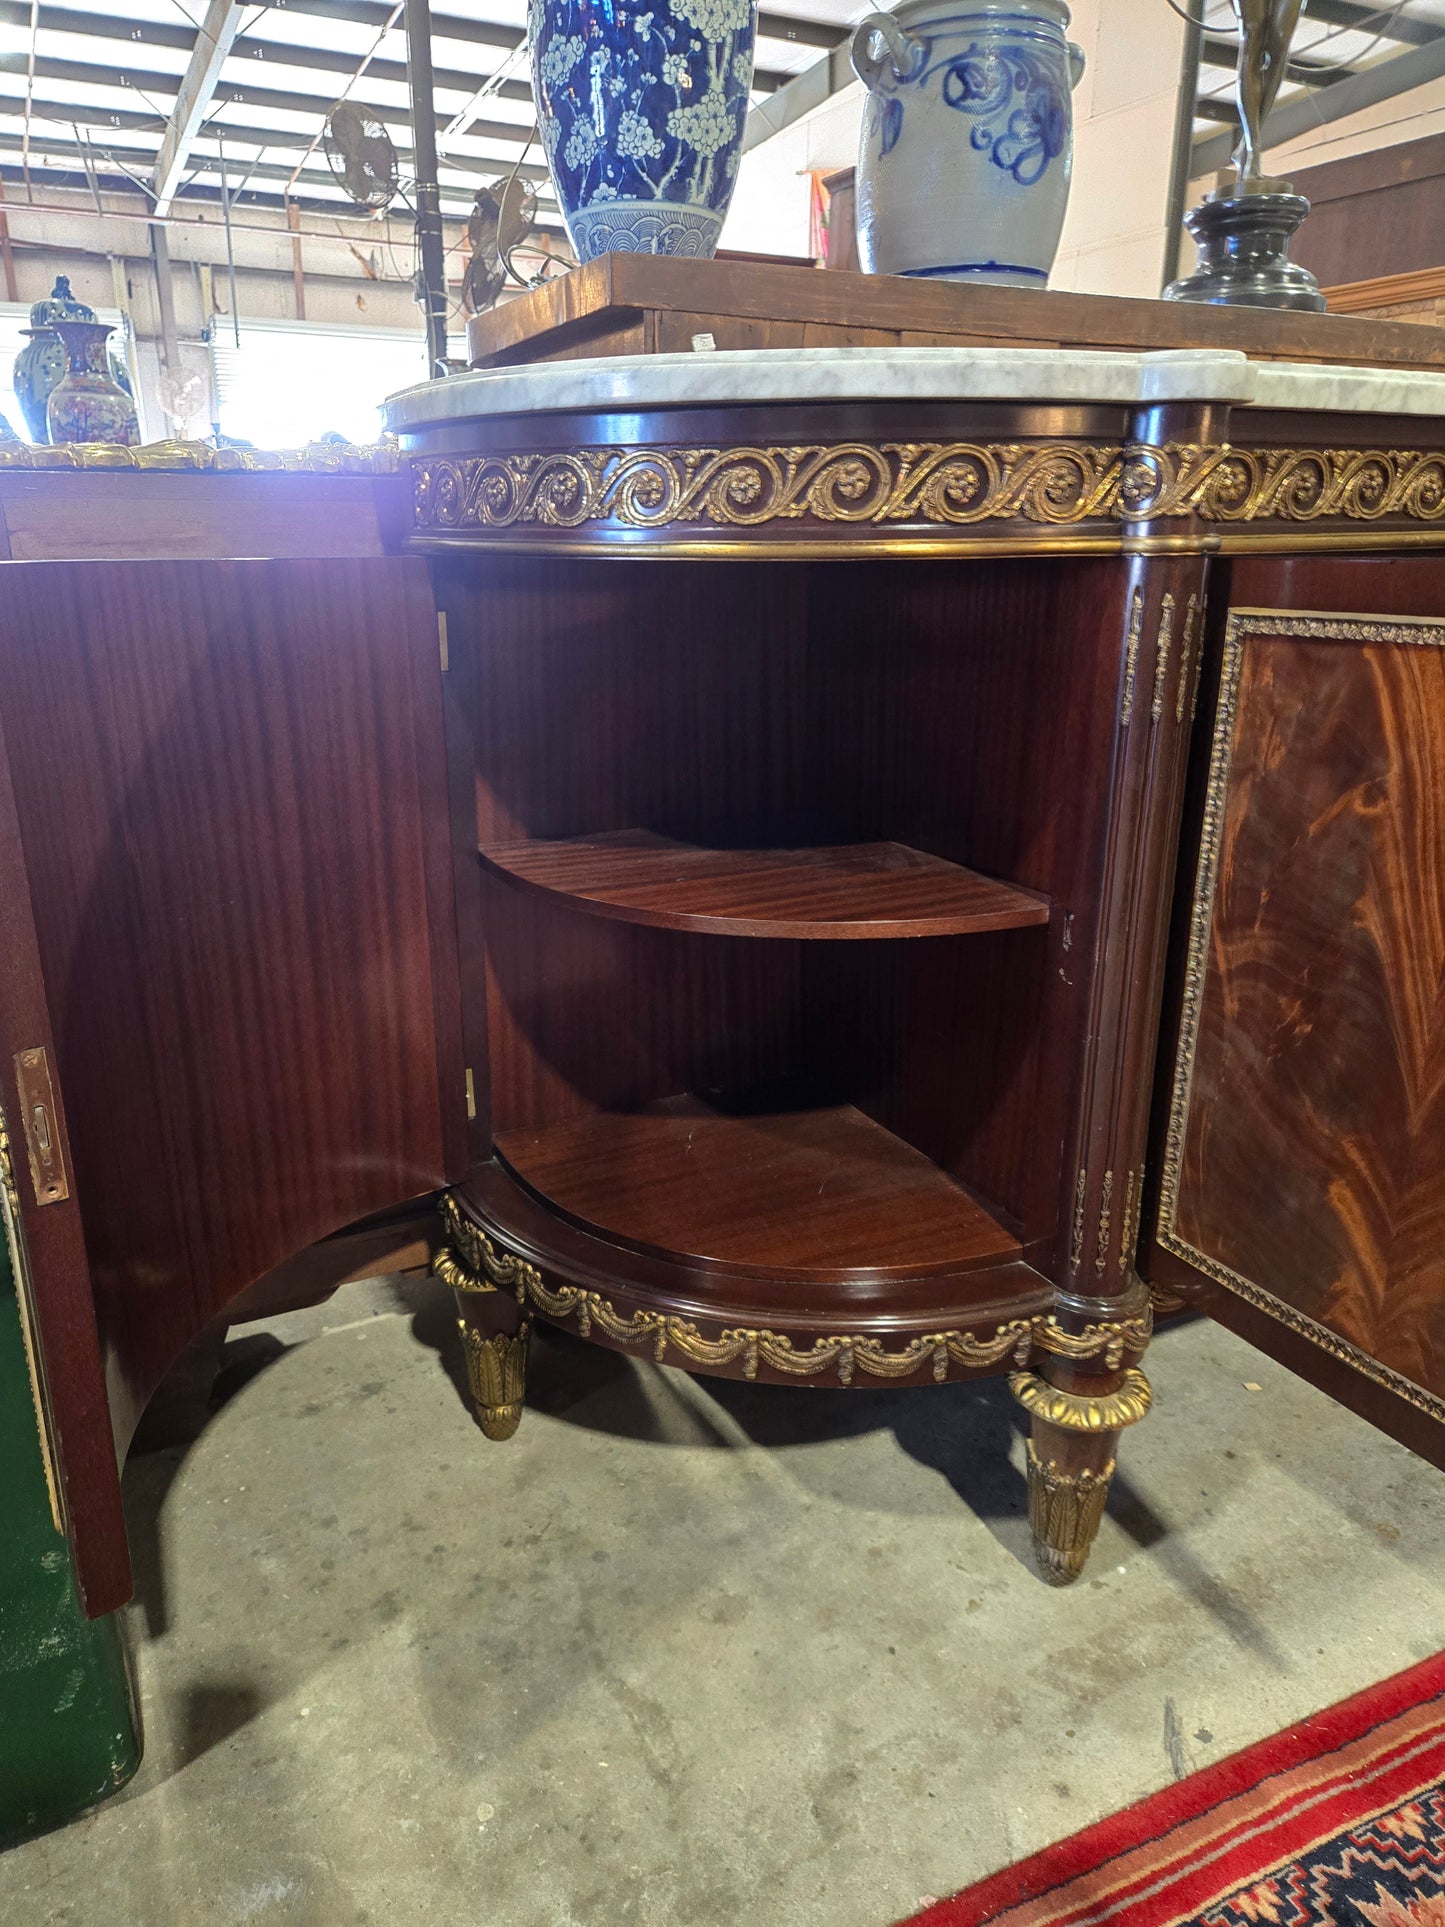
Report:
46,322,141,448
851,0,1085,287
13,275,96,444
531,0,756,263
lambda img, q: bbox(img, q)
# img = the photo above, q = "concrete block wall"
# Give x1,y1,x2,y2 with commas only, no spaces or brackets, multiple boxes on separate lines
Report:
727,0,1187,299
1051,0,1186,297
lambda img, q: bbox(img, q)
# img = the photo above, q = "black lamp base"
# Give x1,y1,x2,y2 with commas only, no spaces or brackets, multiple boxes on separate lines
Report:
1164,191,1325,314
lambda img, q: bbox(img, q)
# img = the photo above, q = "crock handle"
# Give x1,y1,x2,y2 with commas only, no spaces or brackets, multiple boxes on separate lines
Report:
1067,40,1086,89
850,12,923,92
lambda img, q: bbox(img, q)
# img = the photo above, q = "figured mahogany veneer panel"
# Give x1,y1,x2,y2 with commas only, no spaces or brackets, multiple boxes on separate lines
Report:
496,1096,1019,1282
479,830,1048,938
1172,613,1445,1402
0,558,466,1455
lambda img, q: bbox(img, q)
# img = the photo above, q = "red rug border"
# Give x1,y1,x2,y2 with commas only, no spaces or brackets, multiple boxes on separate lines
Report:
901,1648,1445,1927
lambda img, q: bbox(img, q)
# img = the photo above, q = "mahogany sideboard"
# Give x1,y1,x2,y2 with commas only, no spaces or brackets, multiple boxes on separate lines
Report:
2,278,1444,1624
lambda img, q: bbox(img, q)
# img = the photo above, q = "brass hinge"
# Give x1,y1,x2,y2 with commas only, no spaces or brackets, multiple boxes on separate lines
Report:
14,1046,68,1205
465,1067,476,1121
438,610,450,673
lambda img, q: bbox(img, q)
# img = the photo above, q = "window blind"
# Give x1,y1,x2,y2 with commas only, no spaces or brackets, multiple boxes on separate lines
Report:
207,319,433,449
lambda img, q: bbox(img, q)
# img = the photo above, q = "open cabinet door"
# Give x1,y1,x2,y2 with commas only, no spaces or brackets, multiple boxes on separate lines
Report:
0,556,469,1615
1144,554,1445,1470
0,734,129,1614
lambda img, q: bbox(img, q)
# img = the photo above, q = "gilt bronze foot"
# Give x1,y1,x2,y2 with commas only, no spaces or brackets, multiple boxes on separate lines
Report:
1010,1364,1152,1585
457,1317,530,1441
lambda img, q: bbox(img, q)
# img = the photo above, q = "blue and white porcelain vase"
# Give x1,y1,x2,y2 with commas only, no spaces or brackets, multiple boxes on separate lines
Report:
531,0,756,262
851,0,1084,287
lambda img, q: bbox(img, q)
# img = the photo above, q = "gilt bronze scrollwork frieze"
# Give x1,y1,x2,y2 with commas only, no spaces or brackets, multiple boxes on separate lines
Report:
407,438,1445,553
1123,444,1445,524
410,440,1124,536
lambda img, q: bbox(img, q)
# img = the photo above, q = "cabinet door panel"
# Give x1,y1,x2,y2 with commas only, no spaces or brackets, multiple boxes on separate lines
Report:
1148,557,1445,1467
0,558,467,1611
0,730,128,1614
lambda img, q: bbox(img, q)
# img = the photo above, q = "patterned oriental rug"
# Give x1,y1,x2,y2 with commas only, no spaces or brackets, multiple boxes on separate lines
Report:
900,1652,1445,1927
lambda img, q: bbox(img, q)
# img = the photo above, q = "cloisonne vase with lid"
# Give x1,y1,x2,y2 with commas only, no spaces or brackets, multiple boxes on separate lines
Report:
13,275,95,443
531,0,756,261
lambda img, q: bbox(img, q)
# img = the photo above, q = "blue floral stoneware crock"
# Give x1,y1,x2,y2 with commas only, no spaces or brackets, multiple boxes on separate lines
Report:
851,0,1084,287
531,0,756,262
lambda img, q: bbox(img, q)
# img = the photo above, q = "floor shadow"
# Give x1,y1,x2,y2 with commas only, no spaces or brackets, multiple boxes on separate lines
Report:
172,1683,268,1771
408,1275,1301,1641
123,1329,293,1642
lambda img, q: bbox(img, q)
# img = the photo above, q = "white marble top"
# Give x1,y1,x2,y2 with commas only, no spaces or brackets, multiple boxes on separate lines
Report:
385,344,1445,431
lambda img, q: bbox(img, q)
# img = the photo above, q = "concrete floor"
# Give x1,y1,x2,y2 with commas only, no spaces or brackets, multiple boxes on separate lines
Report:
4,1277,1444,1927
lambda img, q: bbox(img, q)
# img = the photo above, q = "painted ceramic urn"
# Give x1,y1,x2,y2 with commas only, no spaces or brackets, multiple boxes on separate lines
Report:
531,0,756,262
13,275,97,443
851,0,1084,287
46,322,141,448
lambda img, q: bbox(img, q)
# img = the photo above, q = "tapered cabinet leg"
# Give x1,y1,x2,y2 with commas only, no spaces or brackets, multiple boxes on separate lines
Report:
1010,1362,1152,1586
455,1296,530,1441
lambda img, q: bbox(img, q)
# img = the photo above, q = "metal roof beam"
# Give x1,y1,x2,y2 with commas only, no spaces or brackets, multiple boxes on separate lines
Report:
0,87,556,183
0,2,786,94
742,35,852,155
0,56,542,150
0,2,193,52
1200,34,1354,84
1191,31,1445,174
1302,0,1441,46
0,136,560,217
153,0,244,215
273,0,840,53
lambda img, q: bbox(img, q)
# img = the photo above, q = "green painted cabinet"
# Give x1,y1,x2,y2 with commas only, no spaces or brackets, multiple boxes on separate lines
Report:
0,1208,138,1846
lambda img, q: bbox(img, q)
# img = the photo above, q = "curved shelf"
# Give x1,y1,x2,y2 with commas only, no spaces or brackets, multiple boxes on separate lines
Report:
450,1119,1051,1392
495,1095,1020,1284
479,831,1048,939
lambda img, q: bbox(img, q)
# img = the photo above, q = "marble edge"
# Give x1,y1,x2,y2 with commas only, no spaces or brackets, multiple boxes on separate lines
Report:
385,345,1445,430
384,347,1256,429
1245,361,1445,417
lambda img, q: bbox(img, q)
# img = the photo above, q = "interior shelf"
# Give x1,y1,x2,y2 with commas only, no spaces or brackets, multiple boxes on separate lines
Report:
495,1095,1021,1282
479,831,1049,939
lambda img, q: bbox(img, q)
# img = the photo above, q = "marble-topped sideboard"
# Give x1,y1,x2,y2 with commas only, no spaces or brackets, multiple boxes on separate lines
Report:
385,326,1445,1596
